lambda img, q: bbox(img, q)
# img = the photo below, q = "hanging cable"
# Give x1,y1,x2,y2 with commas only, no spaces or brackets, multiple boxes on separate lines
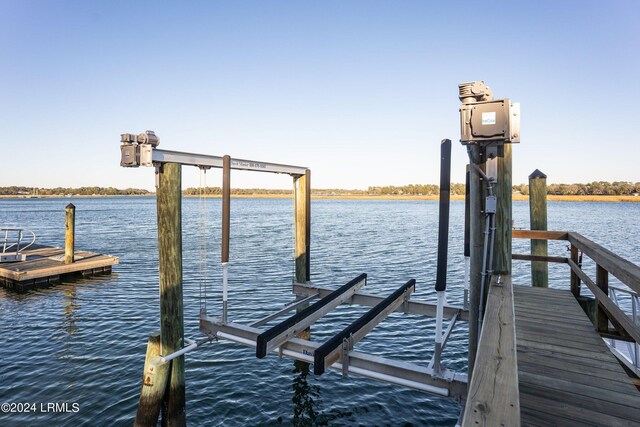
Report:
203,168,208,315
198,167,209,315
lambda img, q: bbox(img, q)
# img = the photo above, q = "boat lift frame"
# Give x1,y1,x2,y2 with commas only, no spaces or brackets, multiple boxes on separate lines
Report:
122,132,469,408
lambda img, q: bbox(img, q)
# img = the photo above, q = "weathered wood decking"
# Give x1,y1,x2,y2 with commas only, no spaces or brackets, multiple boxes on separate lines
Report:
514,285,640,426
0,244,119,291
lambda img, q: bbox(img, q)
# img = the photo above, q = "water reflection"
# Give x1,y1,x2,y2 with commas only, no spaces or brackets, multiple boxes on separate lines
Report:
62,286,79,336
291,360,324,426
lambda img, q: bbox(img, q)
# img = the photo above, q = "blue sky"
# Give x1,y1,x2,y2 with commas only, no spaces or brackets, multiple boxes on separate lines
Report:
1,1,639,191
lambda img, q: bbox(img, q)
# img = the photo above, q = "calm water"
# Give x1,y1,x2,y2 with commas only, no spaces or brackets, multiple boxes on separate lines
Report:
1,197,639,426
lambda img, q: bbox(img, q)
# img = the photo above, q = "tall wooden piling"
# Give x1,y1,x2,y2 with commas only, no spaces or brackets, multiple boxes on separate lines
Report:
64,203,75,264
467,146,485,377
156,162,185,426
294,169,311,284
529,169,548,287
294,170,311,341
493,144,512,275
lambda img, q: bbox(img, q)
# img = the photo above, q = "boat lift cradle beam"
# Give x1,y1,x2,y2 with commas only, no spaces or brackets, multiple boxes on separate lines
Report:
256,273,367,358
314,279,416,375
250,294,319,328
200,318,468,400
292,282,468,321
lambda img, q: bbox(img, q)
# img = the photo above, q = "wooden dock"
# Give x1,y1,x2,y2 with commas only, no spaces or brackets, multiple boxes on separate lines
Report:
463,229,640,426
514,285,640,426
0,244,119,291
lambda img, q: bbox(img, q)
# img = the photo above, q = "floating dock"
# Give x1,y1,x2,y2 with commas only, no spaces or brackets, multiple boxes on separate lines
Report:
0,244,119,291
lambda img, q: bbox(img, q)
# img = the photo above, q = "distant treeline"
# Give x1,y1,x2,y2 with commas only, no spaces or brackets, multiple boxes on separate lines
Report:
185,181,640,197
513,181,640,196
0,186,151,196
183,185,460,196
3,181,639,197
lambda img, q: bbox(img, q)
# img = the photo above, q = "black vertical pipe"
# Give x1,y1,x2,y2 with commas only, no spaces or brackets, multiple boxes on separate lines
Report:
464,164,470,258
435,139,452,292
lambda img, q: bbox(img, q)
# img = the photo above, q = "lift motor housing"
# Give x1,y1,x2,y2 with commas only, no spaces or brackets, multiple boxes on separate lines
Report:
120,131,158,167
458,81,520,145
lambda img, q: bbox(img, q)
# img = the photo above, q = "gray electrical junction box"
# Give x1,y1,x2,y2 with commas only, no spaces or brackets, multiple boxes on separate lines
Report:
120,143,139,167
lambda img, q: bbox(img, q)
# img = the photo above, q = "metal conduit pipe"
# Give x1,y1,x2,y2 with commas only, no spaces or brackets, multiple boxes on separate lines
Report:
472,164,497,337
153,337,213,366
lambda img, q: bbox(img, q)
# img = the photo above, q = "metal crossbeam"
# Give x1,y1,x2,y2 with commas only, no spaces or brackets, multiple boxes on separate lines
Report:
249,295,319,328
151,149,308,176
199,317,467,399
293,282,468,321
255,274,367,358
314,279,416,375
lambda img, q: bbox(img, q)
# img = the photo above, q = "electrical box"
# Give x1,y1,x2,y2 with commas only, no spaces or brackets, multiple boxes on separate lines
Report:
120,144,139,167
460,99,520,144
139,144,153,167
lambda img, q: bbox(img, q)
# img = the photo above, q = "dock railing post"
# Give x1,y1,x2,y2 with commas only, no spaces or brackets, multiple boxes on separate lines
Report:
596,265,609,333
570,245,581,297
64,203,75,264
156,162,186,426
528,169,548,287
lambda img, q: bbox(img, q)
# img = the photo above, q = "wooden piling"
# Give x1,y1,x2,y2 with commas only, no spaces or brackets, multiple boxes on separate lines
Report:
294,170,311,340
134,332,170,427
528,169,548,287
156,162,186,426
467,146,485,377
294,170,311,284
493,144,512,275
64,203,75,264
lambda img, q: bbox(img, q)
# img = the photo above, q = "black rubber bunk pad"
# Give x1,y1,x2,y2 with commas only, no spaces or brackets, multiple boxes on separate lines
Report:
313,278,416,375
255,273,367,359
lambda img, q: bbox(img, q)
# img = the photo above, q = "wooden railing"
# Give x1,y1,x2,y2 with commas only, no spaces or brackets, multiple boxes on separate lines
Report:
464,229,640,426
462,274,520,427
513,229,640,344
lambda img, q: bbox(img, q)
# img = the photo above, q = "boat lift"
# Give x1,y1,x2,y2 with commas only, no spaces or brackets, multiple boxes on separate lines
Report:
121,132,469,406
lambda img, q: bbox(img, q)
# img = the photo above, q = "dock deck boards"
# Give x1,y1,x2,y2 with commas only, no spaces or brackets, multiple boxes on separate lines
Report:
514,285,640,426
0,244,119,290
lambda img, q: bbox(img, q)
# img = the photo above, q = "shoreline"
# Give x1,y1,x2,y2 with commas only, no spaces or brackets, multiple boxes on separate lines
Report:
2,194,640,202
